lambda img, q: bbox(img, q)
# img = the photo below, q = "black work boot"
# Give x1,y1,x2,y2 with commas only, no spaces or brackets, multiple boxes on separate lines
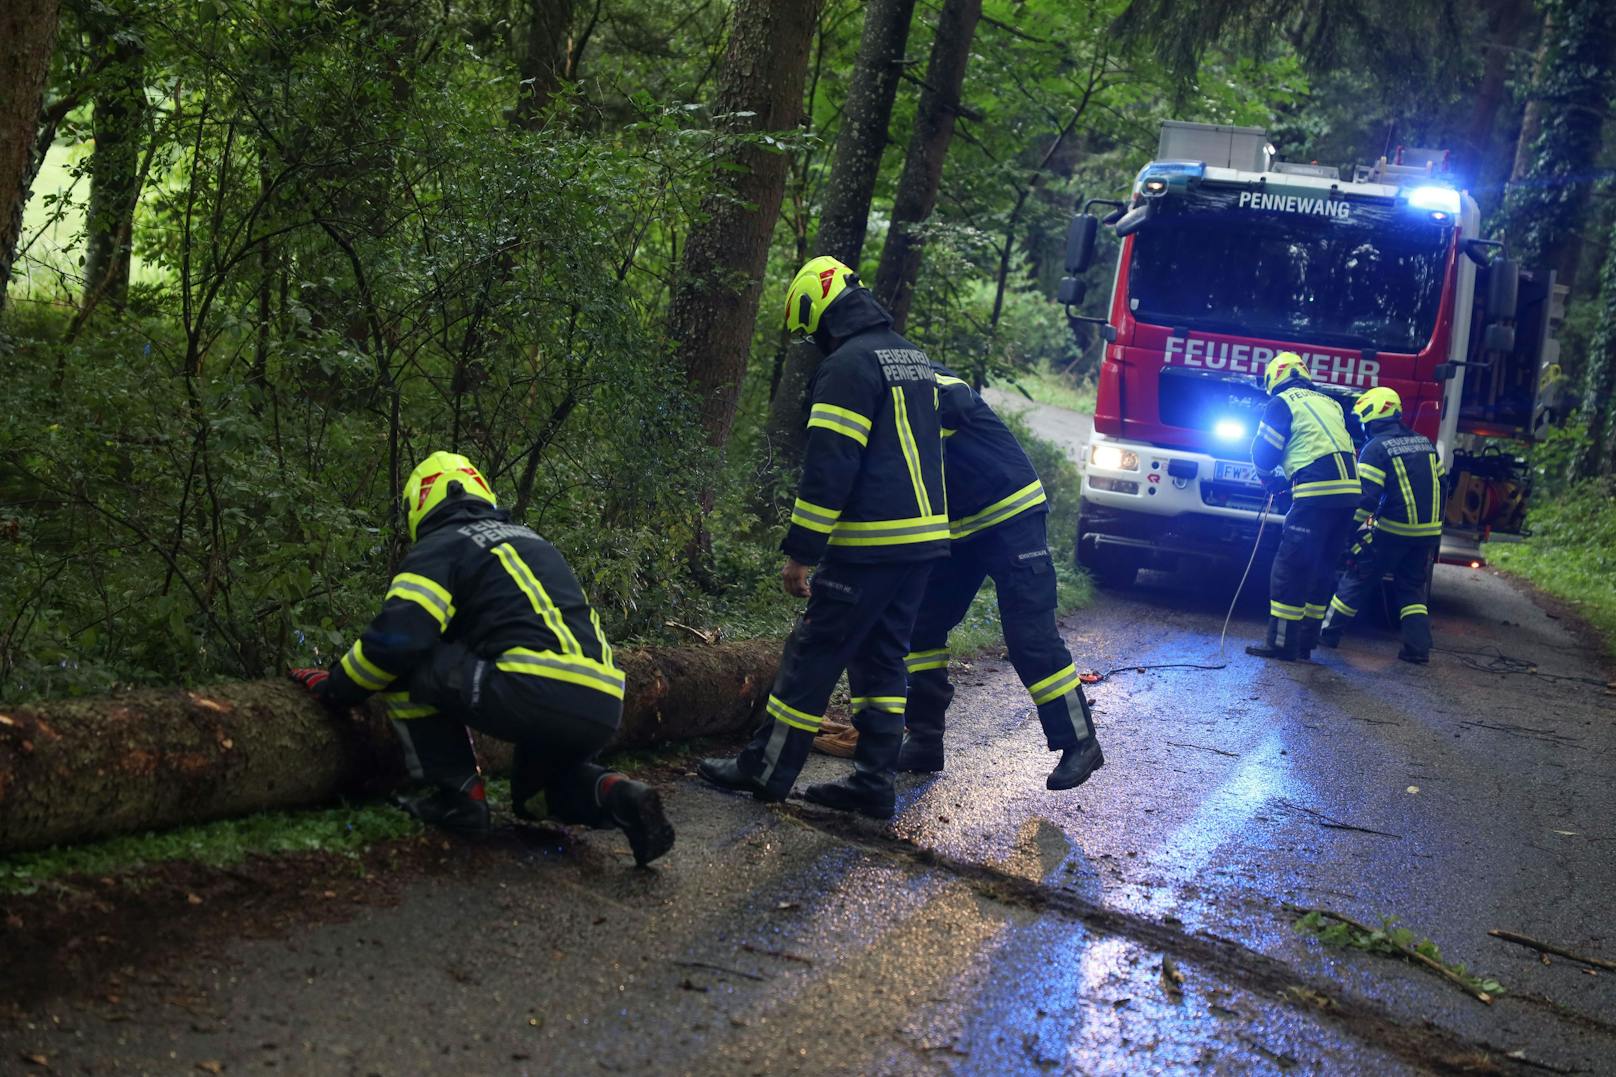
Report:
896,730,944,773
1397,646,1430,665
803,727,901,820
1048,741,1105,790
697,757,783,802
898,673,951,773
398,778,491,835
1046,688,1104,791
699,714,816,803
1246,617,1301,661
600,775,676,867
1298,618,1321,661
1317,626,1342,649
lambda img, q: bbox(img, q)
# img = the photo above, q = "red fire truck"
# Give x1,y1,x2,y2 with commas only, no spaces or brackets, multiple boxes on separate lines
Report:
1059,121,1566,588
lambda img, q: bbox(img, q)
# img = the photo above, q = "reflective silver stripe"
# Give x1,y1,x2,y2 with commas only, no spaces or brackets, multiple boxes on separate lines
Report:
791,502,840,529
828,519,949,541
951,482,1047,538
757,719,791,785
496,651,625,693
387,578,452,624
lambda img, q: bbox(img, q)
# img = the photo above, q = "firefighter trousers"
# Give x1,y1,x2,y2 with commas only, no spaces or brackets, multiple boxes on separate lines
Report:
734,560,932,798
1267,497,1356,649
1322,531,1436,658
903,511,1091,751
382,641,623,825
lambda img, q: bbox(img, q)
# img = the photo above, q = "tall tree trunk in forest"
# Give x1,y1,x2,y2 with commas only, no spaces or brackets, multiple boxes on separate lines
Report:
0,0,63,317
760,0,917,486
513,0,573,129
1574,233,1616,477
1462,0,1533,213
871,0,982,333
84,14,147,312
1498,0,1616,294
667,0,823,452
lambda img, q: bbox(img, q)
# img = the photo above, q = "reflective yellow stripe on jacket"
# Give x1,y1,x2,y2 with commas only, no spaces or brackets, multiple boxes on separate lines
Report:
807,403,873,447
826,514,950,547
951,479,1047,540
340,640,394,691
496,647,626,700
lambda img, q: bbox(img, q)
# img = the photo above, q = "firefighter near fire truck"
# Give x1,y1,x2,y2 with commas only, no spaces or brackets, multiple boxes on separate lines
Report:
1319,387,1447,663
1246,353,1361,662
698,257,948,820
898,365,1104,791
289,451,675,867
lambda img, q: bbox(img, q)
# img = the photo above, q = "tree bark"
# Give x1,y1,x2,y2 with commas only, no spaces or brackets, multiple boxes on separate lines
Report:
83,13,147,311
760,0,918,483
1499,0,1616,293
0,0,63,316
1462,0,1533,217
871,0,982,333
666,0,823,452
0,639,779,853
513,0,573,129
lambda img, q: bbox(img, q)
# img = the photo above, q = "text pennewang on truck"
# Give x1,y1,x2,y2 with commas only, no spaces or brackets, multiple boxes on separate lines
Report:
1056,121,1570,591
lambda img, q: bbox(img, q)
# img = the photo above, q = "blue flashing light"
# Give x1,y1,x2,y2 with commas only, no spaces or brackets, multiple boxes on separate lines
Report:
1213,418,1248,442
1138,160,1207,182
1407,185,1460,215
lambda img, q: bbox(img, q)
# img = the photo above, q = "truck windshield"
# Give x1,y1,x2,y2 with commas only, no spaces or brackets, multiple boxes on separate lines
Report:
1127,189,1451,353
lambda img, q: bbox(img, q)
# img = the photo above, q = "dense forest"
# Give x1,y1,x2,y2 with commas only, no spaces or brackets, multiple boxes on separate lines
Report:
2,0,1614,700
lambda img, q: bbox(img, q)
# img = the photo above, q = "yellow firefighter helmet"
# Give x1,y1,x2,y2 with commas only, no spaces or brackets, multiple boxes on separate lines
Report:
784,255,859,336
1352,386,1403,425
1263,351,1312,394
402,451,496,541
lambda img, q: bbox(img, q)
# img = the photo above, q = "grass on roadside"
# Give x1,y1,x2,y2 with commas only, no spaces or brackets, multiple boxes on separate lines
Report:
1001,367,1097,415
1487,478,1616,658
0,800,423,896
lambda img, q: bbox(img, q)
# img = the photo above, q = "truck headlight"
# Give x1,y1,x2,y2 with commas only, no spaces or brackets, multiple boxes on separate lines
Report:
1091,444,1140,471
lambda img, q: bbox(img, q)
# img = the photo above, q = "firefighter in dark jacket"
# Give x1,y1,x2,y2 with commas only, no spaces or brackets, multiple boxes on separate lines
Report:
289,451,674,867
699,256,948,820
896,365,1103,790
1319,387,1446,663
1247,352,1361,661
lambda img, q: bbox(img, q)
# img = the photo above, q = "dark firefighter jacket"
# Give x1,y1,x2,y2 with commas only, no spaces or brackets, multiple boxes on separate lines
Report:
1250,381,1361,506
783,288,948,566
932,364,1047,541
1356,417,1446,538
322,498,623,713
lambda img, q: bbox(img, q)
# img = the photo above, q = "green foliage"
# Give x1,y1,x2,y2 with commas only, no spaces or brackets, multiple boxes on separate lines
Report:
0,800,422,896
1294,910,1505,999
1496,0,1616,268
1488,457,1616,657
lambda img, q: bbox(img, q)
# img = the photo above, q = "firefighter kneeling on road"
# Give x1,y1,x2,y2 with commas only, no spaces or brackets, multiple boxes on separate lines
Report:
289,451,675,867
699,256,948,820
897,364,1103,790
1319,387,1446,663
1247,352,1361,662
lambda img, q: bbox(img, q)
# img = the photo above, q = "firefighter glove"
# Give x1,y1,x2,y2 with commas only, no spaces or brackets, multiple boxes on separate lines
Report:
289,667,331,695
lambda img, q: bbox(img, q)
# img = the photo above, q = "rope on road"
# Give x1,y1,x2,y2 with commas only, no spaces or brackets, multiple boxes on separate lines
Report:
1082,495,1274,687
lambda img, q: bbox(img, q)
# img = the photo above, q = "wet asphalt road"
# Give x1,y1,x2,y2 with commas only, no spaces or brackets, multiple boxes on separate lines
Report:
6,396,1615,1075
6,564,1612,1076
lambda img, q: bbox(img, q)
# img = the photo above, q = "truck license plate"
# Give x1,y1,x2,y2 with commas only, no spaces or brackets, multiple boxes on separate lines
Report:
1214,461,1261,486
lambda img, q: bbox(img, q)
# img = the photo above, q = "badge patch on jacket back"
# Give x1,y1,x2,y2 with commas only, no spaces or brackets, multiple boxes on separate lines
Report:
873,348,935,384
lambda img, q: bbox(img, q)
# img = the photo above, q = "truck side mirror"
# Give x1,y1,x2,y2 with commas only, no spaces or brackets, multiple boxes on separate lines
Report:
1065,214,1099,274
1114,204,1151,237
1433,362,1456,381
1057,277,1087,305
1488,258,1520,321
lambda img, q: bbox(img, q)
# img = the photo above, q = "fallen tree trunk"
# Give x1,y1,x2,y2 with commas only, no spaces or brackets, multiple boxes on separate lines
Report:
0,639,778,853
